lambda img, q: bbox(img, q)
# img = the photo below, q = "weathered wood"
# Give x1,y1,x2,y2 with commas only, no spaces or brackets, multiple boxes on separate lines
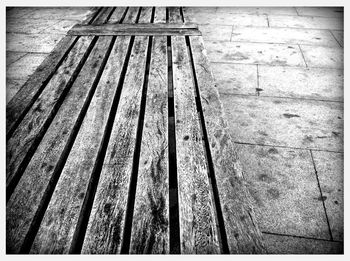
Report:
6,36,93,196
82,9,152,253
81,35,149,254
6,36,94,254
28,8,138,254
172,36,220,254
154,7,167,23
68,24,201,36
6,7,110,138
107,7,127,23
168,7,183,23
189,36,267,253
129,35,169,254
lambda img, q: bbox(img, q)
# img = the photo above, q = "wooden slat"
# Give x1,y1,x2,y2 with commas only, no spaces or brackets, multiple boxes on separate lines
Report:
189,36,267,253
81,35,149,254
28,8,138,254
107,7,127,23
6,36,94,254
6,7,110,137
82,8,152,254
68,26,200,36
6,36,93,195
154,7,166,23
129,35,169,254
172,36,221,254
168,7,183,23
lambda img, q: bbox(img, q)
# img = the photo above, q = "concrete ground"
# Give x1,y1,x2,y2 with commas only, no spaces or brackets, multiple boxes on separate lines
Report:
6,7,344,254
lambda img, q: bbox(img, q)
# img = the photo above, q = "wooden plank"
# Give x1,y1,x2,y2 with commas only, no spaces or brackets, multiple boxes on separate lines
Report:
81,35,149,254
129,36,169,254
154,7,166,23
82,10,152,254
168,7,183,23
172,36,221,254
28,37,128,254
6,36,93,196
68,25,200,36
6,36,94,254
107,7,127,23
6,7,109,137
28,8,139,254
189,35,267,253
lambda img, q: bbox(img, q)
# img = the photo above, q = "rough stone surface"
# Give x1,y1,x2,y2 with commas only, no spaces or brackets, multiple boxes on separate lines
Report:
258,65,343,101
205,41,305,66
263,233,343,254
268,15,343,30
300,45,343,68
212,63,257,95
221,94,343,152
295,7,343,18
312,151,344,241
237,144,330,239
231,27,339,46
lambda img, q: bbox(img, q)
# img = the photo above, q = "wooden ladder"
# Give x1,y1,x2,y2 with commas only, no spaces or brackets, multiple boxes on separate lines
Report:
6,7,266,254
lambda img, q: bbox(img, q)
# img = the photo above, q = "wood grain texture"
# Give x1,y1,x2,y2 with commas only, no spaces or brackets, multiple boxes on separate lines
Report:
6,36,93,192
28,36,126,253
129,36,169,254
6,7,109,137
5,36,95,254
28,8,138,254
68,25,200,36
107,7,127,23
154,7,166,23
82,38,150,254
172,36,220,254
168,7,183,23
189,36,267,253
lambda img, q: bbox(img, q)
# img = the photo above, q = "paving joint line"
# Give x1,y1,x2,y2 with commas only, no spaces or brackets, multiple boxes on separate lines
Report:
309,149,334,241
329,30,342,47
234,141,343,154
213,38,341,48
262,231,342,243
219,92,344,104
210,61,342,70
298,44,308,68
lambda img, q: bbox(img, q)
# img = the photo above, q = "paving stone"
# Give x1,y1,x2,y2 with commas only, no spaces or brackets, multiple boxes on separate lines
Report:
331,30,343,47
6,53,48,80
237,144,330,239
221,95,343,151
268,15,343,30
205,41,305,66
296,7,344,18
41,19,80,34
20,7,93,20
212,63,257,95
258,65,343,101
185,12,268,27
6,18,60,34
231,27,339,46
215,7,298,16
198,24,232,41
183,7,216,13
6,78,27,104
312,151,343,241
6,7,34,20
6,33,63,53
263,233,343,254
6,51,27,67
300,45,343,68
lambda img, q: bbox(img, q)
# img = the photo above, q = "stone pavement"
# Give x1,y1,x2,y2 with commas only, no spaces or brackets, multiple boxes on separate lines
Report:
183,6,344,254
6,7,94,103
6,7,344,254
